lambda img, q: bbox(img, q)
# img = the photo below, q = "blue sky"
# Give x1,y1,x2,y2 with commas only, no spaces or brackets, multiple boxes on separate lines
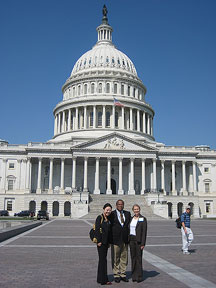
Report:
1,0,216,149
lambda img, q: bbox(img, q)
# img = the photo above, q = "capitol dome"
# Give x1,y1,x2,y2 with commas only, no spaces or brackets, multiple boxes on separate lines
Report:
71,40,137,77
52,6,155,144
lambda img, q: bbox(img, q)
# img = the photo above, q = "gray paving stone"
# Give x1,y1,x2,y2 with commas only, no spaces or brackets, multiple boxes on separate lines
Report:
0,219,215,288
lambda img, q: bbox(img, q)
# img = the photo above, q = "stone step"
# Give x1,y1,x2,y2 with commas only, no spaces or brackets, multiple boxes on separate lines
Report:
81,195,163,219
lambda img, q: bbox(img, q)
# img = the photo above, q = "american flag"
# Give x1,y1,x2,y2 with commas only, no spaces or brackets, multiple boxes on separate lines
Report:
114,98,124,107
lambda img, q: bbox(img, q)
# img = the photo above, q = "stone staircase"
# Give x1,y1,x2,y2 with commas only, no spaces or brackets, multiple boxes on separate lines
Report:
81,194,163,219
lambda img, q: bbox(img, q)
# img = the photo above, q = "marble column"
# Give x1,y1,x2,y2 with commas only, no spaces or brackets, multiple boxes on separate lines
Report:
84,106,87,129
143,111,146,133
141,158,146,194
172,161,176,195
62,111,65,132
54,115,58,135
118,158,124,194
49,158,53,193
152,159,157,190
83,157,88,191
16,159,22,190
25,158,32,192
106,158,112,194
193,161,197,192
75,107,78,130
1,159,7,190
151,117,153,136
36,158,42,194
94,157,100,194
147,115,150,135
102,105,106,128
182,161,187,195
72,157,77,190
130,108,133,130
57,114,60,134
68,109,71,131
161,160,166,195
60,158,65,191
121,106,124,129
137,110,140,132
93,106,96,128
112,105,115,128
129,158,135,194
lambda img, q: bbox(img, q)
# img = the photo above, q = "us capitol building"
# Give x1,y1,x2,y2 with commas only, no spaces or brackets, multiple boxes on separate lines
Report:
1,6,216,219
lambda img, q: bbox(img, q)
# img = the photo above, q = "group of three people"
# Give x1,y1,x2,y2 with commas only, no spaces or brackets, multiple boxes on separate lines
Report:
94,199,147,285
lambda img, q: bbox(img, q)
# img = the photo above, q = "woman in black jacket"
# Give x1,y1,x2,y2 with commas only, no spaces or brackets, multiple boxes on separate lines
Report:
129,204,147,283
95,203,112,286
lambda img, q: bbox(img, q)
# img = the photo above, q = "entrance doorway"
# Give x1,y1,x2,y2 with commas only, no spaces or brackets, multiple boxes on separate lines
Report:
111,179,116,194
53,201,59,216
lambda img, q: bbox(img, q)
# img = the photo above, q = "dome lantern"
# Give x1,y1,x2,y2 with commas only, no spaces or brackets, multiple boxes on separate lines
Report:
96,5,113,44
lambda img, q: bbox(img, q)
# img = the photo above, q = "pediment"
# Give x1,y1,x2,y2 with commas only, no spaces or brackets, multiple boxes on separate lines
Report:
72,133,157,152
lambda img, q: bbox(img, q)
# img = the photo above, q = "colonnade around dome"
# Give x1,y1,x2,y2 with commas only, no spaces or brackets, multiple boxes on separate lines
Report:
54,104,153,138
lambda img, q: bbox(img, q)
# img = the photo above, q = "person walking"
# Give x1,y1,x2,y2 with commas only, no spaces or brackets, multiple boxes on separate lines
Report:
181,205,194,255
129,204,147,283
110,199,131,283
95,203,113,285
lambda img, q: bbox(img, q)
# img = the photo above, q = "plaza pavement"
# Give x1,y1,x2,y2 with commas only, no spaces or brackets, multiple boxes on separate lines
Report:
0,218,216,288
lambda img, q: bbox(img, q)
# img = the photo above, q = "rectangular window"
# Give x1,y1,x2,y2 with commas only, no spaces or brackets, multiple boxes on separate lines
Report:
204,167,209,173
8,180,13,191
205,183,210,193
121,84,124,95
9,163,15,169
7,200,12,211
114,83,117,94
128,86,130,96
206,203,210,213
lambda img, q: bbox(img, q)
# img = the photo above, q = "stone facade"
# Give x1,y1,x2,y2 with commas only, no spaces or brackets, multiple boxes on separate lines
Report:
0,8,216,218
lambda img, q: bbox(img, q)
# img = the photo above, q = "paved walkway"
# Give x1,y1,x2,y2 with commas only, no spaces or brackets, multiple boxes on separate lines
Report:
0,219,216,288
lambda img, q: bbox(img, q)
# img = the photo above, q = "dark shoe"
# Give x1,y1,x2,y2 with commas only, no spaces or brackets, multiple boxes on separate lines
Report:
121,277,129,282
137,279,143,283
132,279,137,282
114,278,121,283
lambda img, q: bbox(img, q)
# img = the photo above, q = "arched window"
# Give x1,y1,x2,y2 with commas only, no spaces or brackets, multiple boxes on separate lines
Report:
73,87,75,97
91,83,95,94
133,88,136,97
115,112,119,128
78,85,81,96
84,84,87,94
106,83,110,93
90,111,93,127
98,111,102,127
121,84,124,95
106,111,110,127
98,83,102,93
114,83,117,94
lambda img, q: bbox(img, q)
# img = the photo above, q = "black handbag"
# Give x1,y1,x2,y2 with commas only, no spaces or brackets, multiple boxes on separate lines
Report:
89,215,103,243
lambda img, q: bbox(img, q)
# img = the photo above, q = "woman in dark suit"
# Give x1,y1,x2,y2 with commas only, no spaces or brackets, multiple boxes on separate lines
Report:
129,204,147,283
95,203,112,286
